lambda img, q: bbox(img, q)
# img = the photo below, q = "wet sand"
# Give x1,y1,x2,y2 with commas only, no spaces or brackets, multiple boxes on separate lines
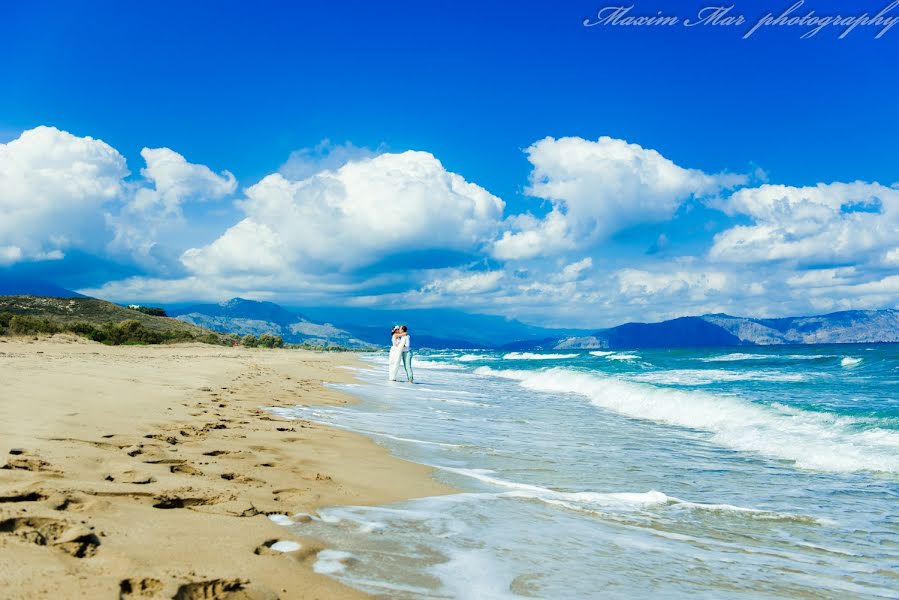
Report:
0,335,454,599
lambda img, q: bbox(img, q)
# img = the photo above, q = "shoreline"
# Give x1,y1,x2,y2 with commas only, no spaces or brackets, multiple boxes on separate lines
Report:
0,335,455,599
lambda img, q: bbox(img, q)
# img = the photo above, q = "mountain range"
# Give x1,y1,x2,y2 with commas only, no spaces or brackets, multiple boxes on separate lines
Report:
2,277,896,349
173,299,899,349
171,298,374,348
170,299,588,349
0,277,85,298
551,310,899,349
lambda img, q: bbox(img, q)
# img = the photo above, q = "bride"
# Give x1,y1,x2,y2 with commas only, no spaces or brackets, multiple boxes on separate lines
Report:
388,325,404,381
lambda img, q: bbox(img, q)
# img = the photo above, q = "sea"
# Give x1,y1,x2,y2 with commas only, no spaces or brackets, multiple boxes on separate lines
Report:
270,345,899,599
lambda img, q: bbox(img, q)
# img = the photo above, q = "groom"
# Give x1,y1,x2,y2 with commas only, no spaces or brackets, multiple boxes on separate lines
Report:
399,325,413,383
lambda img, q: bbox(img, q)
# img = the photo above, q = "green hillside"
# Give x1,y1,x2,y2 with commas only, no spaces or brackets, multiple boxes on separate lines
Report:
0,295,232,345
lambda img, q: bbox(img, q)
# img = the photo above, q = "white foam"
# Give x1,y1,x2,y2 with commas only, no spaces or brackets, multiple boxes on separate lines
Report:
474,366,899,473
314,549,354,574
440,466,818,521
412,359,465,370
267,514,293,526
363,430,465,448
438,397,491,408
589,350,614,357
430,548,520,600
269,540,302,552
841,357,863,368
503,352,579,360
701,353,828,362
456,353,493,362
358,521,385,533
701,353,773,362
604,353,640,361
629,369,809,385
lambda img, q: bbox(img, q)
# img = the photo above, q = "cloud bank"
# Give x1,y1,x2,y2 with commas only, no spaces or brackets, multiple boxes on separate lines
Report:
3,126,897,327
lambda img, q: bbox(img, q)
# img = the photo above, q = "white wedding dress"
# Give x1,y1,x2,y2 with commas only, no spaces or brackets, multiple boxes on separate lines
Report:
388,335,403,381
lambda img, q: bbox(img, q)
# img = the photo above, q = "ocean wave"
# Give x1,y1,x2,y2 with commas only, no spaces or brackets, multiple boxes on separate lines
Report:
440,467,820,522
412,359,465,370
701,353,828,362
456,353,491,362
586,351,641,361
364,430,466,448
502,352,579,360
362,354,466,370
840,357,863,368
628,369,809,386
413,386,477,396
473,367,899,473
604,352,640,361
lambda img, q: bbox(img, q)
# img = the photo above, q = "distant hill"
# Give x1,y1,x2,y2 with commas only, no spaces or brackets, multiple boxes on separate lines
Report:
0,277,83,298
171,298,373,348
177,298,304,324
296,306,591,349
170,300,591,349
702,311,899,345
552,310,899,349
0,295,227,342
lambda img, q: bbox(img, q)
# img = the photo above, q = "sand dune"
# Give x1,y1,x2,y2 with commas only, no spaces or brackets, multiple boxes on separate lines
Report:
0,335,453,599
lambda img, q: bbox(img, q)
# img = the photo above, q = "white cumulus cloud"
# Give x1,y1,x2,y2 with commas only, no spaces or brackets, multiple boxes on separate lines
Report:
421,270,505,295
107,147,237,266
710,181,899,265
182,150,505,274
181,219,288,276
0,126,128,264
279,139,381,180
557,257,593,282
615,267,729,304
493,136,745,260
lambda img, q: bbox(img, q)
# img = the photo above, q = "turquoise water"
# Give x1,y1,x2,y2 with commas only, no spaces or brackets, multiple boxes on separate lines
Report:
272,345,899,599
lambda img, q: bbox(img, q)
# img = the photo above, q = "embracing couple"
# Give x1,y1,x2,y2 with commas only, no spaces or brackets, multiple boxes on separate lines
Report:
388,325,414,383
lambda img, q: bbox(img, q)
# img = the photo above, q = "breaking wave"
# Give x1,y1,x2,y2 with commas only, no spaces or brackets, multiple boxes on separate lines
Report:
474,366,899,473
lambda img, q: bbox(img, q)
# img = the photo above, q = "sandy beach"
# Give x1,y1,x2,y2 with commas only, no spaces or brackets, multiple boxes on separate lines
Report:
0,335,454,599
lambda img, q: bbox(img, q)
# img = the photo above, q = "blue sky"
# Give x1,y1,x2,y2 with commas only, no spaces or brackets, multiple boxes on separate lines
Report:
1,1,897,327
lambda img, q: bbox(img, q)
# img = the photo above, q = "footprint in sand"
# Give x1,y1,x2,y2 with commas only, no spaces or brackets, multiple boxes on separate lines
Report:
0,491,47,503
172,578,277,600
105,470,157,484
152,494,223,510
220,473,258,484
118,577,164,599
2,455,55,472
271,488,307,503
144,433,180,445
125,445,145,457
54,495,90,512
0,516,100,558
169,463,203,476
